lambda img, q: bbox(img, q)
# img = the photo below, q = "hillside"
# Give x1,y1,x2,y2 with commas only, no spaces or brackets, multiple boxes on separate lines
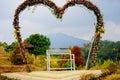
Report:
47,32,89,48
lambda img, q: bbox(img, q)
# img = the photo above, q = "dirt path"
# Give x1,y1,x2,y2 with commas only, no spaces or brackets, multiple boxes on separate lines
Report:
1,70,102,80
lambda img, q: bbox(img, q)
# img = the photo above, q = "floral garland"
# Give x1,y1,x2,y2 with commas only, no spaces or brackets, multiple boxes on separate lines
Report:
13,0,105,69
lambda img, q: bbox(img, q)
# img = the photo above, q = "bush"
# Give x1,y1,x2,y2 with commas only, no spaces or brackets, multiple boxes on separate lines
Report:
9,51,23,65
27,53,35,64
104,74,120,80
90,59,102,70
80,73,99,80
71,46,85,67
81,69,120,80
32,55,46,70
100,69,111,78
50,56,59,69
102,59,117,73
116,69,120,74
62,61,71,68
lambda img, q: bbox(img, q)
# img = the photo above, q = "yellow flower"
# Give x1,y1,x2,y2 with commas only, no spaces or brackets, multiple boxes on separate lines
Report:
100,27,105,33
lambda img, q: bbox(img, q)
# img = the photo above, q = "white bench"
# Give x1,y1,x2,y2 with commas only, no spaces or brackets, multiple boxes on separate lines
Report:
46,49,75,71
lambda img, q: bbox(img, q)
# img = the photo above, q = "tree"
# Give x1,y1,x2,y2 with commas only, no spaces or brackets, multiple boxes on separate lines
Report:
82,43,90,60
4,41,19,53
82,40,120,63
98,40,117,62
71,46,85,67
26,34,50,55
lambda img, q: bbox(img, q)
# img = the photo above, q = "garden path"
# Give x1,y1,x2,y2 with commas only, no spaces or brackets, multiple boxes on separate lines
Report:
1,70,102,80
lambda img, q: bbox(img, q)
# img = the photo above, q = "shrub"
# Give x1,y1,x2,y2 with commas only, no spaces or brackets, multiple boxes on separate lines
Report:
90,59,102,70
50,56,59,69
9,51,23,65
104,74,120,80
71,46,85,67
27,53,35,64
102,59,117,73
62,61,71,68
80,73,99,80
100,69,111,78
116,69,120,74
59,54,71,68
32,55,46,70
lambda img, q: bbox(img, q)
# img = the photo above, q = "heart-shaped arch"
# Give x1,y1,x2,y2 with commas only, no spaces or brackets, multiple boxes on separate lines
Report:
13,0,105,71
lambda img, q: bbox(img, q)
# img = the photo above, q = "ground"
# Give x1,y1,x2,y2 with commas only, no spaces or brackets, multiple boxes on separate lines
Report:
1,70,102,80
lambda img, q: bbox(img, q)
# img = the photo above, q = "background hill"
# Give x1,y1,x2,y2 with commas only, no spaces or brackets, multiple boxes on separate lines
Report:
47,33,89,48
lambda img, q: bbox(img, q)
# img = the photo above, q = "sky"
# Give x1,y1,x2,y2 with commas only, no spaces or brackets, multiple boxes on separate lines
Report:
0,0,120,44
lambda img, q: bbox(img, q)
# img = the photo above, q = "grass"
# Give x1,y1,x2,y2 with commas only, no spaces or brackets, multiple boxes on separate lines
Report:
80,68,120,80
103,69,120,80
104,73,120,80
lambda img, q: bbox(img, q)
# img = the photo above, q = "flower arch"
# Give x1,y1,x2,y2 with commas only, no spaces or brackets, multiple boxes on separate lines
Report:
13,0,105,71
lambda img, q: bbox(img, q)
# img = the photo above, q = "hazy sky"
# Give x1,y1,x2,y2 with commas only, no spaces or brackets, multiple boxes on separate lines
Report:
0,0,120,44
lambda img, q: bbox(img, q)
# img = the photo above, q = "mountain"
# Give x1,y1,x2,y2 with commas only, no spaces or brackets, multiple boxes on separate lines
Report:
47,33,89,48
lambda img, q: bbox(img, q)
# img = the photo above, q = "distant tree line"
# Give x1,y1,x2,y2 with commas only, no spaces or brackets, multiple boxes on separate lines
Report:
82,40,120,63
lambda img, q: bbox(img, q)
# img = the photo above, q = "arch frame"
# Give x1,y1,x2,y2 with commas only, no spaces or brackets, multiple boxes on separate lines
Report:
13,0,105,71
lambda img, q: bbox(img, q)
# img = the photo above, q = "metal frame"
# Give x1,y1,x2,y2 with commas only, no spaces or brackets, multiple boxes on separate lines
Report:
46,49,75,71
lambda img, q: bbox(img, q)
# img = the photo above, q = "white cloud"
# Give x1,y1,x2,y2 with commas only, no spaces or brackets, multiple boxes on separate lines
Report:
102,22,120,41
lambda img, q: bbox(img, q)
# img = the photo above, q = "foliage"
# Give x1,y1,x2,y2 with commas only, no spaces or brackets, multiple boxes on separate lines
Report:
102,69,120,80
80,73,99,80
59,54,70,68
80,68,120,80
82,40,120,64
4,41,19,53
116,69,120,74
0,47,11,66
80,69,120,80
90,59,102,70
62,61,71,68
82,43,91,60
71,46,85,67
98,40,120,62
32,55,46,70
0,41,2,46
50,56,60,69
117,49,120,64
26,34,50,55
102,59,117,73
0,42,8,48
104,74,120,80
9,49,23,65
27,53,35,64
